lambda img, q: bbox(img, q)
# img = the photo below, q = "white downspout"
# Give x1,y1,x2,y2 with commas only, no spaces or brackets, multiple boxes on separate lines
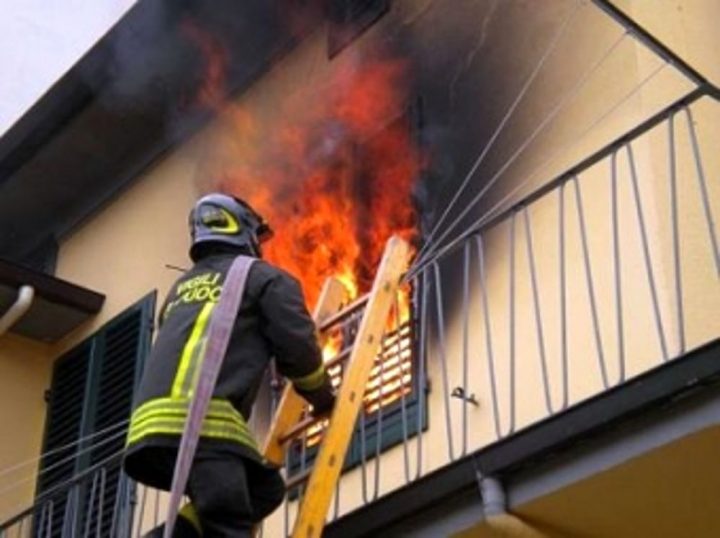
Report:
0,285,35,336
480,475,507,517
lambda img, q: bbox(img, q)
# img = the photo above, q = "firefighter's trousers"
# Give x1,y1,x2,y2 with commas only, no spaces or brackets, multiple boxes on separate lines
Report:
141,447,286,538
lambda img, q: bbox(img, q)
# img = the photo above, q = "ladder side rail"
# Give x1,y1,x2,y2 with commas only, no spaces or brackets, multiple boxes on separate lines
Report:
291,236,410,538
262,278,348,466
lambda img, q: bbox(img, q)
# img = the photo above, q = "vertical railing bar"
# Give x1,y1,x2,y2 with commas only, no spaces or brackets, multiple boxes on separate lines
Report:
38,502,45,538
626,143,670,362
373,332,385,502
37,503,44,538
109,476,120,538
64,485,79,538
152,488,160,530
298,410,308,507
611,152,626,382
72,483,81,538
683,106,720,275
432,261,455,461
283,449,290,537
359,405,369,504
109,473,124,538
61,488,71,538
522,206,556,413
668,112,686,356
134,486,147,538
475,233,509,439
121,479,133,538
96,467,106,538
356,305,379,502
508,214,517,432
36,503,42,538
124,476,133,538
559,181,570,408
572,175,609,388
461,241,471,455
44,501,53,538
62,486,71,538
83,472,100,538
414,268,429,480
397,290,411,483
35,503,47,538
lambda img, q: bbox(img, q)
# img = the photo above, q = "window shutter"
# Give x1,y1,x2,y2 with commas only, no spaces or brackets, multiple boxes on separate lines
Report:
35,293,154,536
84,307,147,536
91,308,144,460
36,342,92,533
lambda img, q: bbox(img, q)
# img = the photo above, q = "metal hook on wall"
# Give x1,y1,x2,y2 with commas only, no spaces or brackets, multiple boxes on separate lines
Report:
451,386,479,407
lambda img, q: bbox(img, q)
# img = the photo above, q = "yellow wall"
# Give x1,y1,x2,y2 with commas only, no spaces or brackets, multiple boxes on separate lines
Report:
0,334,51,521
0,116,204,523
453,433,720,538
54,139,203,349
249,0,720,532
3,0,715,532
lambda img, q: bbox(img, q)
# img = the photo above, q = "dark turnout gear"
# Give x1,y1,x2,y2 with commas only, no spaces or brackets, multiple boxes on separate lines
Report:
124,249,334,530
188,193,273,260
138,447,284,538
187,450,285,537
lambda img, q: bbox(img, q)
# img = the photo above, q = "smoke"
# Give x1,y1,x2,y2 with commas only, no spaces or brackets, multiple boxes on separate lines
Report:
82,0,310,133
186,28,423,303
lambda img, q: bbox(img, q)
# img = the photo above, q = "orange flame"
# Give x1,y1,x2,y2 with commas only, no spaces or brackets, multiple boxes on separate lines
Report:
184,21,420,308
184,24,420,419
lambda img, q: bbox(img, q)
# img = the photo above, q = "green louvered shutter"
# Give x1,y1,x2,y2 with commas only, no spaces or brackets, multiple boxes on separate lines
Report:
35,293,155,537
36,342,92,536
83,301,152,536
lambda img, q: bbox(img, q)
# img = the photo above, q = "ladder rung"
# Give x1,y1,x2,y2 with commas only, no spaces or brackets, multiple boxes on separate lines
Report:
286,468,312,491
326,347,352,370
318,294,369,332
279,414,325,445
278,349,353,445
279,320,411,445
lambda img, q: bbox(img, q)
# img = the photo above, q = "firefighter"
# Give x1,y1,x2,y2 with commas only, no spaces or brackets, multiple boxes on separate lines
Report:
123,193,335,537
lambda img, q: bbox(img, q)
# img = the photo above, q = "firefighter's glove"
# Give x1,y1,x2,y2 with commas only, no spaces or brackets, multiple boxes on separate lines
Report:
306,387,336,418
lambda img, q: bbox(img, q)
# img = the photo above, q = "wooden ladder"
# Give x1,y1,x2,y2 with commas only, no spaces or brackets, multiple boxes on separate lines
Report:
262,236,411,538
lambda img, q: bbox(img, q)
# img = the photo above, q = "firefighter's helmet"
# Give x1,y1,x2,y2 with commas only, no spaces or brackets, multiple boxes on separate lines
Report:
188,193,273,260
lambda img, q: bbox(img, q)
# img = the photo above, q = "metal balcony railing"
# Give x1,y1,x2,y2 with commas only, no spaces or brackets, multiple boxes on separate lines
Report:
0,451,133,538
265,89,720,534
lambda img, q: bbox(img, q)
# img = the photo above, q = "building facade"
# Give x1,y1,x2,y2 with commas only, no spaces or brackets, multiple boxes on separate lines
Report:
1,1,719,536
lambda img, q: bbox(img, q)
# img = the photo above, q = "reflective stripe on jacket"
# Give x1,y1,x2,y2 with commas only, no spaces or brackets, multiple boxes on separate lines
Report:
124,253,332,470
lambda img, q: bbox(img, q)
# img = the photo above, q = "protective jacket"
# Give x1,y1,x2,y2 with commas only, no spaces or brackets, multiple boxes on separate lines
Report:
124,253,332,488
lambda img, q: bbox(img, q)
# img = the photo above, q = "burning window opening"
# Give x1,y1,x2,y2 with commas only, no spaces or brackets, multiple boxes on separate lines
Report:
185,29,422,310
285,288,423,484
274,97,425,481
282,101,424,463
180,20,426,473
303,294,416,449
